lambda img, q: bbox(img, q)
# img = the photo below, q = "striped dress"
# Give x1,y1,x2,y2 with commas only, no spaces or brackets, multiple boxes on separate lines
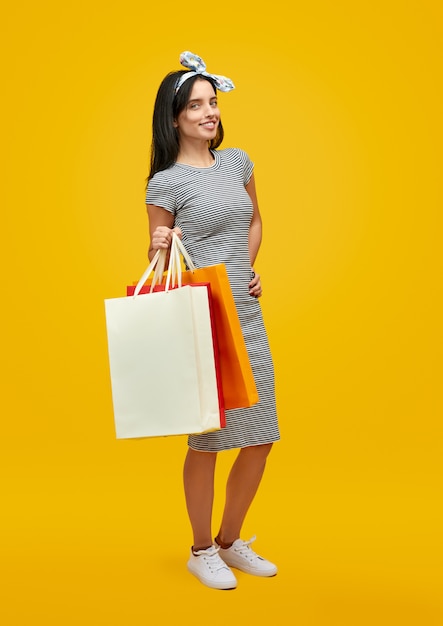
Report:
146,147,280,452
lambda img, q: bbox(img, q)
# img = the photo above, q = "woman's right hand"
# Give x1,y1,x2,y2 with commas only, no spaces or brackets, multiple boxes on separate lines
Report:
150,226,182,251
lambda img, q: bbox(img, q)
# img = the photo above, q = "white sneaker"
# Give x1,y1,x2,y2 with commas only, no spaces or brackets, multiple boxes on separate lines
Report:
187,545,237,590
218,536,278,577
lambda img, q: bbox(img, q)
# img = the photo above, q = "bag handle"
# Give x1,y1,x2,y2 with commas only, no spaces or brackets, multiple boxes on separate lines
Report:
164,235,181,291
132,233,196,297
133,249,160,297
164,233,197,289
172,233,196,272
151,249,167,288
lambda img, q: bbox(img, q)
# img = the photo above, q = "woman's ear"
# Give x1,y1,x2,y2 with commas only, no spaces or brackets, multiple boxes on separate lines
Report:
173,119,178,128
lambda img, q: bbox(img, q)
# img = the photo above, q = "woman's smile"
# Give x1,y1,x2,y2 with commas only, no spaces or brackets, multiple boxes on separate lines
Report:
200,120,217,129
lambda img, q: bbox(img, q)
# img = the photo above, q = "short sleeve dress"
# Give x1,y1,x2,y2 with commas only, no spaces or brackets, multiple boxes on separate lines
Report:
146,147,280,452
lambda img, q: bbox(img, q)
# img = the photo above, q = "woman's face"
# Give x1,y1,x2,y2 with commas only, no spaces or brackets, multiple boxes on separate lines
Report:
174,78,220,144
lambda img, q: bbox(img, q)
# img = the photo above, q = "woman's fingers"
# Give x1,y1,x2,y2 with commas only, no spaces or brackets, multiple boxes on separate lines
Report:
152,226,174,249
249,271,263,298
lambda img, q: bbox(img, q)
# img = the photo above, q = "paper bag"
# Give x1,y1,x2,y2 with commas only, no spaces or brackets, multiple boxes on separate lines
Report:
105,242,225,439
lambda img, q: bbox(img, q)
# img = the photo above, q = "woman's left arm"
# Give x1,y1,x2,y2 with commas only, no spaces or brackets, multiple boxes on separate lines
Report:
246,174,262,265
246,174,263,297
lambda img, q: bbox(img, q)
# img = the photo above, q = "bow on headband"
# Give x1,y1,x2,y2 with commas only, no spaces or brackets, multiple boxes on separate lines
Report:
175,51,235,93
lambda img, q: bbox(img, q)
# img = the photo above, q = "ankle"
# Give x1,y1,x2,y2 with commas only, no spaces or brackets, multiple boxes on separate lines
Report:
192,544,213,554
214,535,235,550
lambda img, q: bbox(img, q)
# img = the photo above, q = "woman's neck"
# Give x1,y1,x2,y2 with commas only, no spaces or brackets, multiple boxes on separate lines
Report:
176,144,214,168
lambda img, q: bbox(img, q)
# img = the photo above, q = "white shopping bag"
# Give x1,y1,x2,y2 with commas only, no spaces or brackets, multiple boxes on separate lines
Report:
104,237,224,439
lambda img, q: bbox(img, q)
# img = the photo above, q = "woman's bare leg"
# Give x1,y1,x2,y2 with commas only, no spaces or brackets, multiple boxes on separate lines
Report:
183,448,217,550
216,443,273,546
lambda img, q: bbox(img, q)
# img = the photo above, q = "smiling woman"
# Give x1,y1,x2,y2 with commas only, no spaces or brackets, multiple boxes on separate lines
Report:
145,51,280,590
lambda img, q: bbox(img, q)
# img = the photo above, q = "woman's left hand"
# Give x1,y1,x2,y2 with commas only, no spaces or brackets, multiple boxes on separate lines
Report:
249,269,263,298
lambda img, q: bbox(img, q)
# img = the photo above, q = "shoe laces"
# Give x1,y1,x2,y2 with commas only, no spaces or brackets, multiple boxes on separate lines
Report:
232,535,261,562
194,545,231,573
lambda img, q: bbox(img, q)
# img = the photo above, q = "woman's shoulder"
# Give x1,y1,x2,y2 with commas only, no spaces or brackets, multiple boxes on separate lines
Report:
216,147,253,166
148,165,182,193
217,147,250,159
146,167,178,205
149,167,174,183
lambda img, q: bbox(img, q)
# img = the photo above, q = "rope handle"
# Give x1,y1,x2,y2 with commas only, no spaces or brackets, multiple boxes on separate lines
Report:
132,233,195,297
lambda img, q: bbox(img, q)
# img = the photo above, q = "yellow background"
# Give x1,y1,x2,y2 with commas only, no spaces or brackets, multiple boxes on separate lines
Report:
1,1,442,624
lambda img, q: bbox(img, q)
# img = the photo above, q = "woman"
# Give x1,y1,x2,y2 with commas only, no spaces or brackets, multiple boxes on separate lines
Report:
146,52,280,590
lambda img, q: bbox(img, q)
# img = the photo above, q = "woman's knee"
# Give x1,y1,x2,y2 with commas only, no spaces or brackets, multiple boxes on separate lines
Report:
185,447,218,467
241,442,273,460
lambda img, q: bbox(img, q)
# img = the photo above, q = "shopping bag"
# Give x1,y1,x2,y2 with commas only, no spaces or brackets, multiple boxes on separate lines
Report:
105,239,225,439
127,235,259,410
181,264,259,410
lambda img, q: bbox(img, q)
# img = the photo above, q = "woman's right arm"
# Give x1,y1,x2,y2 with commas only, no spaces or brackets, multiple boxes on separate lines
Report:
146,204,181,261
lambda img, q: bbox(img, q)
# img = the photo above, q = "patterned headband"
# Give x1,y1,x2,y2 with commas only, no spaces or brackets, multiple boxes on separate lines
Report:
175,51,235,94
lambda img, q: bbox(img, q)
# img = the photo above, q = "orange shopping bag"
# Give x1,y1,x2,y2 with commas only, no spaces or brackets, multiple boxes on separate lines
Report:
180,264,258,410
128,235,258,410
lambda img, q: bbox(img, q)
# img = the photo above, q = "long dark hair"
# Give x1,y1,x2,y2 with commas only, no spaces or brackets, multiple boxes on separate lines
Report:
148,71,224,181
